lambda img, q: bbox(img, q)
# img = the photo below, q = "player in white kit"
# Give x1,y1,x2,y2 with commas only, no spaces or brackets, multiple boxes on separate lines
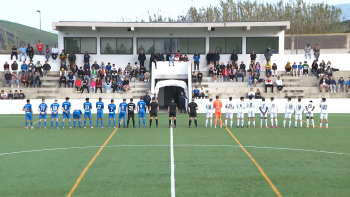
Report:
259,98,269,128
246,96,256,128
319,98,328,129
205,98,214,128
305,100,315,128
283,97,294,128
225,97,234,128
236,97,245,128
269,97,278,128
294,98,304,128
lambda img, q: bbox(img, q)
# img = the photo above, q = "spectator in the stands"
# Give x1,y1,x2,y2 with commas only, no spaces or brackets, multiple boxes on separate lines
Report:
325,66,333,76
214,61,220,70
21,73,27,87
18,90,25,99
276,76,283,92
81,78,89,93
233,62,238,69
158,51,165,61
140,65,146,76
3,61,10,73
338,77,345,93
213,67,218,82
11,72,19,88
219,62,225,70
144,71,150,82
33,71,41,87
100,62,105,70
77,67,84,80
303,61,309,76
110,68,117,81
319,75,329,92
218,68,223,82
116,78,123,92
265,61,272,77
313,44,320,61
248,88,255,98
227,61,233,69
7,90,13,99
200,87,205,99
27,60,35,74
168,53,174,66
255,88,262,99
311,60,318,76
197,70,203,84
0,90,7,99
265,75,273,93
223,67,229,82
166,51,171,61
193,86,199,99
122,77,131,92
106,63,112,74
248,61,255,74
175,50,181,59
11,45,18,60
83,51,90,65
71,63,78,76
192,71,197,83
326,61,332,68
329,76,336,93
206,50,213,65
36,41,43,55
51,44,59,62
130,70,137,82
90,67,97,80
20,61,27,76
235,69,244,82
60,62,67,76
105,72,112,82
84,68,90,81
183,55,189,62
126,63,132,74
207,61,214,77
253,72,259,86
35,61,43,77
92,61,99,71
304,44,311,60
179,55,184,61
96,78,102,93
319,60,326,69
264,48,272,63
250,51,257,64
84,62,90,72
213,50,220,63
230,50,238,65
248,74,253,87
271,63,277,77
14,90,19,99
44,45,50,62
133,62,140,78
59,73,66,88
68,51,76,67
285,62,292,74
150,51,158,69
67,72,74,88
255,62,261,76
90,78,96,93
139,72,144,82
229,67,236,81
27,44,34,61
99,66,107,80
239,61,246,77
3,70,12,87
193,51,200,70
297,62,303,76
346,77,350,92
43,61,51,77
138,50,146,67
11,61,18,74
292,62,298,76
19,44,27,61
27,72,33,87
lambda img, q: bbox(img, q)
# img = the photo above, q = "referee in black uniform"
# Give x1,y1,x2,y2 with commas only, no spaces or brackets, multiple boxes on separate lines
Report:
149,97,159,128
168,98,178,128
188,98,198,128
127,98,136,128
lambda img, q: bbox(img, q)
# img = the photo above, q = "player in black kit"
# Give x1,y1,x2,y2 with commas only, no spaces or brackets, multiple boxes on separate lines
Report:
149,97,159,128
168,98,178,128
188,98,198,128
127,98,136,128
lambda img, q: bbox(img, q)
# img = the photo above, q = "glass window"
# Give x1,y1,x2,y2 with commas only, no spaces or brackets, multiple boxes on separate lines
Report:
171,38,189,54
209,38,225,53
101,38,117,54
155,38,171,54
246,37,279,54
138,38,154,54
226,38,243,54
209,37,242,54
64,37,97,54
101,38,133,54
189,38,205,54
116,38,133,54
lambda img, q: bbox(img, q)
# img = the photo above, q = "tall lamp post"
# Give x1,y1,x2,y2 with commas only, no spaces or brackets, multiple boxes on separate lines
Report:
296,9,301,54
37,10,42,42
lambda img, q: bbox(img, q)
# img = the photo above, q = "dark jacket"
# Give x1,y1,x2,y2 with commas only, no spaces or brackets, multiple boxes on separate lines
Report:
166,53,171,61
83,54,90,62
150,53,158,61
138,53,146,62
206,53,213,62
272,64,277,70
143,95,151,104
178,94,186,103
213,52,220,62
329,79,336,85
83,64,90,71
19,93,25,99
77,69,84,77
60,76,66,81
250,53,257,60
311,63,318,70
319,79,329,86
68,53,76,62
230,53,238,61
5,73,12,80
26,47,34,55
157,53,165,61
68,74,74,80
43,64,51,70
140,66,146,74
11,63,18,70
60,64,67,71
92,63,99,70
264,48,272,61
239,64,246,70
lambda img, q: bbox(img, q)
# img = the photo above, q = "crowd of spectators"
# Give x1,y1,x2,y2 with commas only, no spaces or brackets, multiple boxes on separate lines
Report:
0,89,25,99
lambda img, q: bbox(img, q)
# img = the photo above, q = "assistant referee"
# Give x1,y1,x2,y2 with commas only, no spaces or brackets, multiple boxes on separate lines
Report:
188,98,198,128
168,98,178,128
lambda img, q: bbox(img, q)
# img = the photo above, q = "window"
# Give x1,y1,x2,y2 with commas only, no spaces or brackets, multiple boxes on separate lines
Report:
209,37,242,54
246,37,279,54
100,38,133,54
64,37,97,54
137,38,205,54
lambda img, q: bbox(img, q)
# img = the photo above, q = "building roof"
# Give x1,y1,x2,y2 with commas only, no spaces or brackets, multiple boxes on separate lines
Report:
53,21,290,31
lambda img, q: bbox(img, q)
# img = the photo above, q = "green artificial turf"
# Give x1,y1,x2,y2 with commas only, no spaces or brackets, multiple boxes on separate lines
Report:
0,114,349,197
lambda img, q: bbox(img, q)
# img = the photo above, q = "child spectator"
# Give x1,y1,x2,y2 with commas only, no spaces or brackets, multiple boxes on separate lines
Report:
229,68,236,81
207,61,214,77
11,46,18,60
75,78,82,93
311,60,318,76
140,72,144,82
213,67,218,82
271,63,277,77
7,90,13,99
192,71,197,83
0,90,7,99
346,77,350,92
96,78,102,93
183,55,189,62
255,62,261,76
218,68,223,82
276,76,283,92
197,71,203,84
43,61,51,77
223,67,229,82
338,77,345,93
21,73,27,87
67,72,74,88
19,90,25,99
169,53,175,66
328,76,336,93
193,86,199,99
27,72,33,87
59,73,66,88
298,62,303,76
14,90,19,99
248,74,253,87
285,62,292,74
292,62,298,76
264,76,274,93
303,61,309,76
20,61,27,77
11,72,20,88
200,87,206,99
81,79,89,93
90,78,96,93
248,88,255,98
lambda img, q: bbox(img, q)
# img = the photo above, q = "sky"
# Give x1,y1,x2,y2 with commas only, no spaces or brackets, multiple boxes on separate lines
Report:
0,0,349,32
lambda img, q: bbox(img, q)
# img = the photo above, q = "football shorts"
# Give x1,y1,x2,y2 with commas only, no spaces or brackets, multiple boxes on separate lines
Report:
270,113,277,118
63,112,71,119
306,112,314,117
320,113,328,119
84,112,92,119
215,111,221,118
295,113,302,120
51,112,59,119
260,112,267,118
247,111,255,118
25,113,33,121
97,111,104,119
73,113,81,119
226,112,233,119
206,112,213,118
237,112,244,119
284,113,292,119
108,113,116,119
39,113,47,120
138,110,146,118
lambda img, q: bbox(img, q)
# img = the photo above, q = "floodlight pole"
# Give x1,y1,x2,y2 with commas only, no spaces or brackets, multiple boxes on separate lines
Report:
296,9,300,54
37,10,42,42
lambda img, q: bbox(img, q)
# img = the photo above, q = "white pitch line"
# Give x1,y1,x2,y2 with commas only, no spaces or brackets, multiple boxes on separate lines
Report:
170,122,176,197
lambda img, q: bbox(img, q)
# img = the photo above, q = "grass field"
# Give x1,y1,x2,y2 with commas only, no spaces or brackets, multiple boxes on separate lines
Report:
0,113,349,197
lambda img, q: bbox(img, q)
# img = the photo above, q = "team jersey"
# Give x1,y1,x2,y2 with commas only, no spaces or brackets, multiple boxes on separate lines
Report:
39,103,48,113
246,100,255,112
51,103,60,113
23,104,32,114
285,102,294,113
137,101,146,111
128,103,136,113
269,102,278,113
119,103,128,113
83,102,92,113
62,101,71,112
206,102,214,113
236,101,245,113
306,103,314,111
73,109,82,114
320,102,328,113
108,104,116,114
259,102,268,113
295,102,303,114
96,101,104,111
225,101,234,113
213,100,222,112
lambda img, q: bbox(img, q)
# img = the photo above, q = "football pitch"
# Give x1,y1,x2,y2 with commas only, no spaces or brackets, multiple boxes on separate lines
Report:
0,113,349,197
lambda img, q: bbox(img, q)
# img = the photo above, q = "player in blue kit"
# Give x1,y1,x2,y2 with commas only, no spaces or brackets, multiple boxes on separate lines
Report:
38,99,48,129
73,109,83,128
96,97,104,128
108,99,117,128
50,100,60,129
137,97,146,128
83,98,93,128
23,99,33,129
118,99,128,128
62,97,72,129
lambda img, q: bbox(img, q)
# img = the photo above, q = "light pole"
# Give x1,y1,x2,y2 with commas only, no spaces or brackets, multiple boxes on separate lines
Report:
37,10,41,42
296,9,300,54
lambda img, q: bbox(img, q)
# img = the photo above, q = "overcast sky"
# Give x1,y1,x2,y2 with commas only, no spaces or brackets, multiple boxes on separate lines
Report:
0,0,349,32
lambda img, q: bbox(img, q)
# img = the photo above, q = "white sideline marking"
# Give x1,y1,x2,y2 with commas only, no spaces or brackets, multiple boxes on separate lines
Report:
170,122,176,197
1,144,350,157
